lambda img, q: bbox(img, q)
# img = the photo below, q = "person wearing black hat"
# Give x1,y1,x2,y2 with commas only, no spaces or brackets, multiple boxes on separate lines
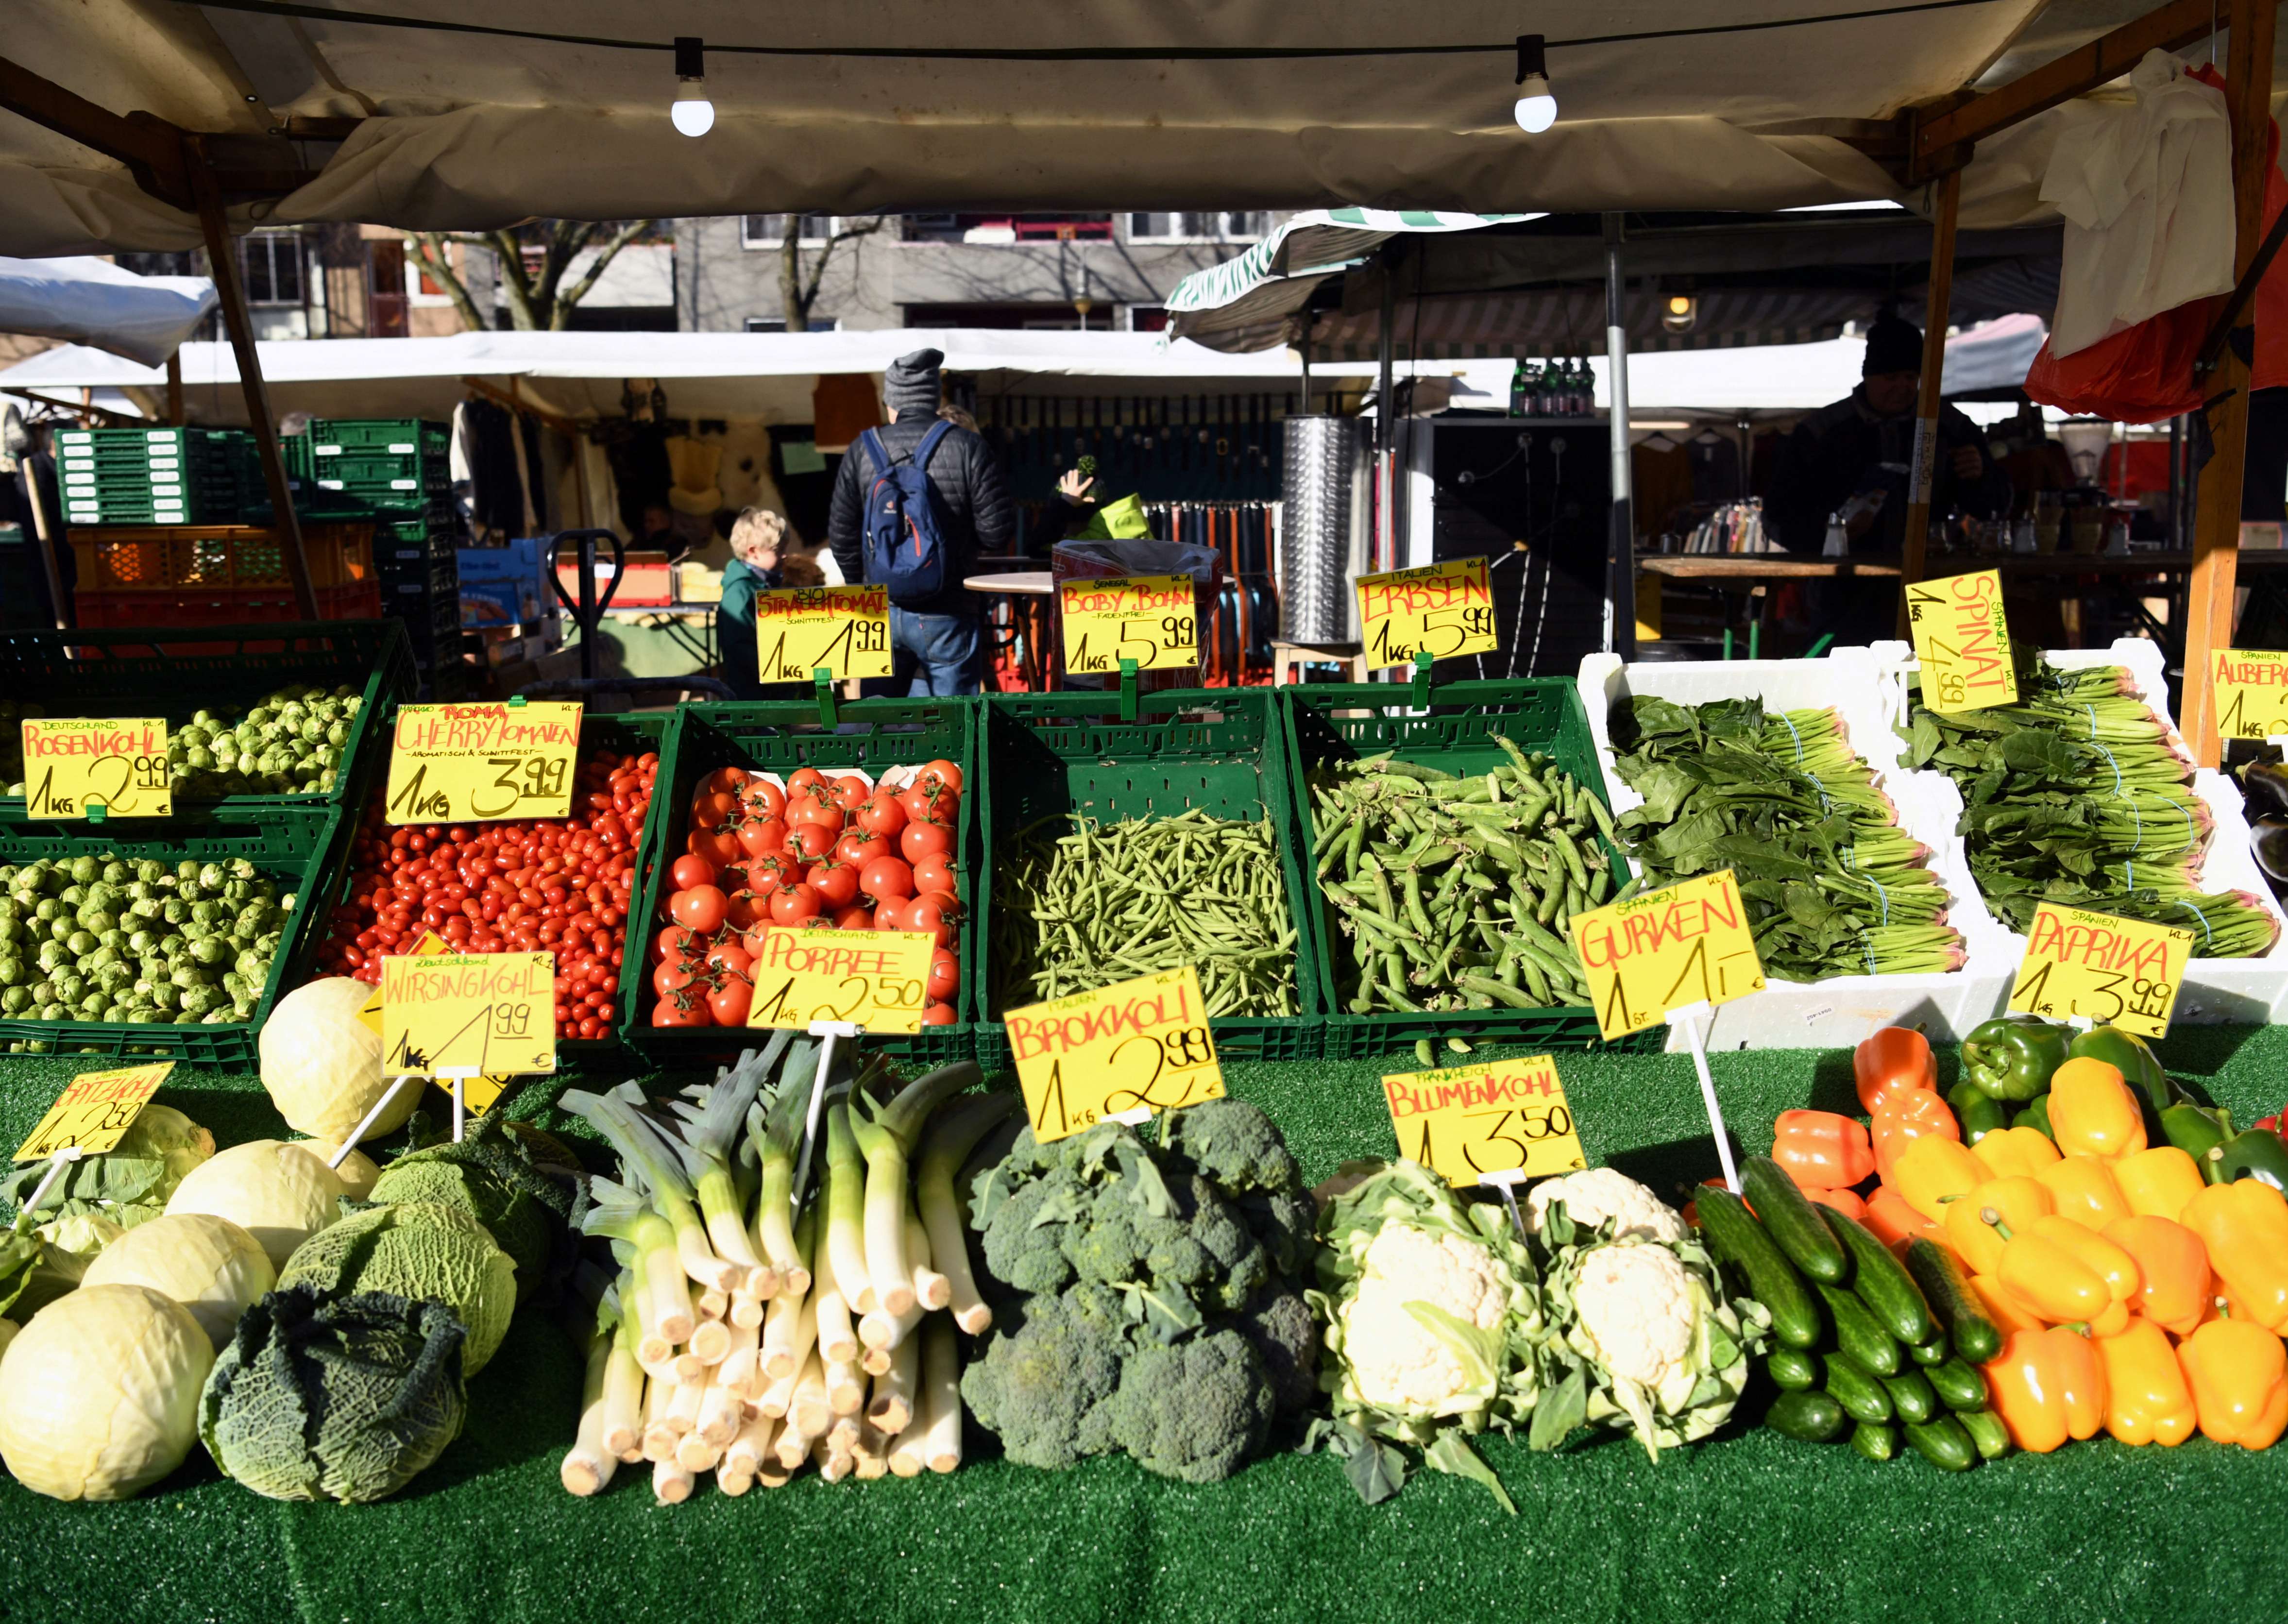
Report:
826,347,1015,694
1766,312,2011,640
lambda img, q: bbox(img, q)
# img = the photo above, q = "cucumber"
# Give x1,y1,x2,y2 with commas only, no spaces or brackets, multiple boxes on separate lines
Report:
1904,1237,2003,1365
1908,1333,1949,1366
1816,1282,1903,1377
1880,1367,1939,1426
1766,1346,1821,1392
1903,1415,1978,1472
1766,1389,1847,1443
1822,1352,1893,1423
1697,1186,1822,1350
1741,1157,1849,1284
1928,1356,1991,1414
1849,1420,1899,1464
1820,1206,1937,1346
1957,1406,2012,1461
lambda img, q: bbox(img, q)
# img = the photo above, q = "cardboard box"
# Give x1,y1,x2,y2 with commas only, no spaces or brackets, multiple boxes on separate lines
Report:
458,538,548,581
558,549,672,608
461,576,542,629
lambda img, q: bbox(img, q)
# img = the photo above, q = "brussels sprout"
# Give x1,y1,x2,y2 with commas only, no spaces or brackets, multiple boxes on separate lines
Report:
178,984,220,1016
34,943,64,975
85,945,119,970
0,958,22,988
234,948,268,978
77,909,116,937
161,898,188,926
0,865,15,888
93,962,131,993
0,986,28,1015
148,982,180,1012
80,992,111,1018
221,972,247,998
169,965,211,992
190,901,222,928
68,856,100,885
63,930,95,957
0,917,20,946
135,860,166,885
101,861,129,885
55,886,84,909
189,935,231,967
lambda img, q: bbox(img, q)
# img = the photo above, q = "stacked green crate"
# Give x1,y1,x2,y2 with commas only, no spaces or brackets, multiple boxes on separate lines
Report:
289,421,464,671
54,427,258,526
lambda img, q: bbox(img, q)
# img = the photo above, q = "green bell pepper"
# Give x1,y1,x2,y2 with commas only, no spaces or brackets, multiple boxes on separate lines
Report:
2015,1094,2056,1140
2068,1025,2175,1113
2162,1101,2235,1175
1947,1080,2011,1145
1962,1015,2071,1102
2207,1129,2288,1194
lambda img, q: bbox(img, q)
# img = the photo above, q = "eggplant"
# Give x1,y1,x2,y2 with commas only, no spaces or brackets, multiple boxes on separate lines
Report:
2254,815,2288,885
2242,761,2288,823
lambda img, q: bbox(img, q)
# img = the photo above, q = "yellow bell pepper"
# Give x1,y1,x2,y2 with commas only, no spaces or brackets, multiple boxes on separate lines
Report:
1983,1328,2071,1453
2181,1180,2288,1335
2102,1215,2212,1336
1970,1125,2061,1181
2047,1057,2149,1158
1970,1273,2048,1338
2050,1324,2108,1440
2034,1154,2132,1230
1998,1214,2131,1330
2177,1317,2288,1449
1945,1176,2053,1277
1893,1134,1987,1223
2112,1146,2207,1224
2096,1317,2198,1446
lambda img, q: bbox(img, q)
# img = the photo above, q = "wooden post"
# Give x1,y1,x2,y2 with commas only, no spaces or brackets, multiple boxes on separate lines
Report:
1897,166,1963,635
2183,0,2278,764
164,352,183,426
186,137,319,621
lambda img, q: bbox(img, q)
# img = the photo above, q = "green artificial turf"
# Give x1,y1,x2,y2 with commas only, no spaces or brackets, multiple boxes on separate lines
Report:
4,1027,2288,1623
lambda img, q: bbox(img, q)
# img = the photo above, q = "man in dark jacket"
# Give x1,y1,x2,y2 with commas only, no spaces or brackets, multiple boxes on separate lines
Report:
827,348,1015,694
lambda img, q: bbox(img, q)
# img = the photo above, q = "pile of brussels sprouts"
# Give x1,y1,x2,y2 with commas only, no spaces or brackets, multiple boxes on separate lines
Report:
2,687,363,801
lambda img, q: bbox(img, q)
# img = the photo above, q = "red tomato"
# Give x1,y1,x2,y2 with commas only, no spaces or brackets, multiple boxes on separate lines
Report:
807,859,861,909
748,852,798,896
905,896,953,948
740,924,773,961
737,819,788,860
789,794,844,831
860,856,915,902
921,1001,957,1026
670,854,717,891
690,788,739,828
899,820,952,864
769,883,823,925
787,767,827,793
706,979,753,1027
828,775,872,812
790,821,840,862
916,759,964,796
671,885,729,934
654,996,712,1027
688,826,742,867
909,854,957,898
654,924,700,963
897,784,938,824
833,904,874,930
856,793,907,838
706,941,752,981
740,777,787,817
835,830,889,868
874,894,912,931
723,887,764,931
655,957,701,996
927,948,960,1001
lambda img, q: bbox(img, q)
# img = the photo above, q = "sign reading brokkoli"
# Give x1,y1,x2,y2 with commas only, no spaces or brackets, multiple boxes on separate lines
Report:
1569,870,1766,1040
385,701,583,824
20,718,172,819
2008,904,2194,1041
1007,966,1224,1145
380,951,557,1077
1905,569,2017,713
1355,557,1499,669
744,926,937,1034
756,584,894,682
1058,573,1199,673
1379,1053,1586,1188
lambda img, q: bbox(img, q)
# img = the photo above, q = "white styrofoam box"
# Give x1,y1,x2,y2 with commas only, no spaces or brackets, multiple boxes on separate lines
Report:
1574,651,1998,1051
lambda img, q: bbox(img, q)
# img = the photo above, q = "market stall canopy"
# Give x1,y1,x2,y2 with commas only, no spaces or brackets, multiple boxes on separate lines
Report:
0,0,2251,256
0,255,216,365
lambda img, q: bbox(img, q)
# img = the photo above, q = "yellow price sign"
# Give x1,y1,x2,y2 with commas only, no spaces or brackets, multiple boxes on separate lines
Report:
357,932,513,1112
13,1063,175,1163
756,584,893,682
2008,904,2194,1041
379,951,557,1078
1006,966,1224,1145
384,701,583,825
1905,569,2017,713
1570,870,1766,1040
2210,648,2288,742
744,927,937,1034
1356,558,1499,670
1380,1054,1586,1189
1058,574,1199,674
19,718,172,819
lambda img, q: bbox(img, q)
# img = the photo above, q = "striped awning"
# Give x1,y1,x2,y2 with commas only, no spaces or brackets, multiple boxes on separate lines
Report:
1302,287,1873,360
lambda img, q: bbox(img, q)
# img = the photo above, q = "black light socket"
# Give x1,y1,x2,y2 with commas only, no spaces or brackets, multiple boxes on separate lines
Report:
1516,34,1546,85
674,36,705,80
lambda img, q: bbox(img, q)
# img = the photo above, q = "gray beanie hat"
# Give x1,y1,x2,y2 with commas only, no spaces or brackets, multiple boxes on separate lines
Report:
884,348,944,417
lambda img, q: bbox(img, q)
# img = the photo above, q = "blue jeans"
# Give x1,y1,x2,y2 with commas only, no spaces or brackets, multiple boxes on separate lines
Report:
859,606,983,697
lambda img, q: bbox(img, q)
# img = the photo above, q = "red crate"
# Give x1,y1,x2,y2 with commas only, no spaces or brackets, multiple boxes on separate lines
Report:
74,580,382,628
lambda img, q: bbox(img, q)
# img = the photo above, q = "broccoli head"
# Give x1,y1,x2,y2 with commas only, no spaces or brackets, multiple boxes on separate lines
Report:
1165,1099,1304,1196
1109,1329,1276,1483
1237,1186,1321,1278
960,1286,1127,1469
1180,1175,1271,1312
1232,1285,1322,1419
979,1164,1087,1299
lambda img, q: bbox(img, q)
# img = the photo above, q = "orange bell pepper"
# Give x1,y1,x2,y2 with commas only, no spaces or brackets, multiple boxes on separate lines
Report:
1997,1213,2129,1330
1944,1176,2053,1277
1983,1327,2073,1453
1873,1085,1961,1185
1970,1125,2061,1181
1892,1134,1986,1223
2101,1215,2211,1336
1970,1272,2049,1337
2034,1153,2132,1231
2047,1057,2149,1159
2097,1317,2196,1446
1854,1025,1936,1116
2182,1180,2288,1334
1864,1184,1936,1252
1804,1185,1868,1223
1770,1109,1875,1190
2178,1317,2288,1449
2051,1324,2109,1440
2112,1146,2206,1224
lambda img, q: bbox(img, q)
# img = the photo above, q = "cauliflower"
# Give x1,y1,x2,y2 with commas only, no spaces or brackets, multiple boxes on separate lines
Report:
1570,1245,1700,1407
1526,1168,1685,1245
1341,1222,1510,1413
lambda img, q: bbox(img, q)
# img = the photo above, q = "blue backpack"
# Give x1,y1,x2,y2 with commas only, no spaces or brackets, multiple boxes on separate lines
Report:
857,421,955,603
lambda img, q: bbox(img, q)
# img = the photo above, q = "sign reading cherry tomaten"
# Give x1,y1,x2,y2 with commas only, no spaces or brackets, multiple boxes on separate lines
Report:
1006,966,1223,1145
2008,903,2194,1041
755,584,894,682
1355,557,1499,669
1379,1053,1586,1188
1058,573,1199,673
385,701,583,824
1905,569,2017,713
1569,870,1765,1040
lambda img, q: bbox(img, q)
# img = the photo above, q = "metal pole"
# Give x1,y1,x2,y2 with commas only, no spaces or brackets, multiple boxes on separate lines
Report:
1604,213,1637,659
1898,167,1962,634
1298,334,1311,416
164,352,183,426
1376,256,1396,577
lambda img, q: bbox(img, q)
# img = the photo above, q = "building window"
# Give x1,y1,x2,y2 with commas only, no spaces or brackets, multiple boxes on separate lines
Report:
742,215,834,247
240,230,304,305
1125,212,1270,244
746,316,841,332
1127,304,1170,333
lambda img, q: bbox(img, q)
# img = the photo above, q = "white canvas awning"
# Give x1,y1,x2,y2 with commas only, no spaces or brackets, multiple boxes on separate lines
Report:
0,255,215,364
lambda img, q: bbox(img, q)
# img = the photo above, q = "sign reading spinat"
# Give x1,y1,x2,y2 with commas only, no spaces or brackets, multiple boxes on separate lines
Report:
1906,569,2017,713
1006,966,1224,1144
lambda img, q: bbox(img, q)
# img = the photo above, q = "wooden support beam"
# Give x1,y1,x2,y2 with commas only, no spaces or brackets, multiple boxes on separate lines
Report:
187,135,320,622
0,56,189,205
2183,0,2277,764
1896,167,1963,631
164,354,184,426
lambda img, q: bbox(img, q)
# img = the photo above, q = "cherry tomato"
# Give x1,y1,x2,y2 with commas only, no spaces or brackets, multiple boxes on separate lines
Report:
671,885,729,934
916,759,964,796
910,854,957,897
707,978,753,1027
835,830,889,868
927,948,960,1001
855,793,907,838
833,904,874,930
807,859,861,910
860,856,915,902
900,820,952,864
787,767,827,793
738,819,788,860
670,854,717,891
905,896,954,948
769,883,823,925
828,774,872,812
921,1000,957,1026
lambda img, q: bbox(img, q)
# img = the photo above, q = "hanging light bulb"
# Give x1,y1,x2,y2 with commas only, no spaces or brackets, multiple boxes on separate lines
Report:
671,36,714,137
1513,34,1557,134
1662,292,1698,334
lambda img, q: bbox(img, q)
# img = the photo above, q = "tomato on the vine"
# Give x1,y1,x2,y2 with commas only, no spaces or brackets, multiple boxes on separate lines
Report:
737,818,788,860
835,830,889,868
670,885,729,934
928,948,960,1001
705,941,752,981
921,1001,957,1026
873,894,912,932
833,904,874,930
905,896,954,948
789,821,839,862
670,854,717,891
655,957,701,997
654,996,711,1027
910,854,957,898
706,979,753,1027
828,775,872,812
739,777,787,818
860,856,914,902
899,820,952,864
769,883,822,925
916,759,964,797
688,826,742,867
807,859,861,910
787,767,827,793
855,794,907,838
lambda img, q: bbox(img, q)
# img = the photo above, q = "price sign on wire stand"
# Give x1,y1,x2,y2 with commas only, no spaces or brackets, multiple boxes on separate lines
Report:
755,584,894,683
2008,904,2194,1041
1007,966,1224,1145
2210,648,2288,743
1905,569,2017,713
356,931,512,1114
1355,558,1499,670
380,951,557,1078
1058,574,1200,674
19,718,172,819
12,1062,174,1163
1379,1054,1586,1190
744,927,938,1035
384,701,583,824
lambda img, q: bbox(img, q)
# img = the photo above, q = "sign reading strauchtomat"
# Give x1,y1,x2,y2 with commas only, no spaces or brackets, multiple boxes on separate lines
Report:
756,584,894,683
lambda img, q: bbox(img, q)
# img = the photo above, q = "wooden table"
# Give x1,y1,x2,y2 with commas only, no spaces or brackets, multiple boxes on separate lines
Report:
1633,551,2254,581
965,571,1058,691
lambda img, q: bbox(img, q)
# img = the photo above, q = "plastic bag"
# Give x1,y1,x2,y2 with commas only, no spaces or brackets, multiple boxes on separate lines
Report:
1073,492,1152,540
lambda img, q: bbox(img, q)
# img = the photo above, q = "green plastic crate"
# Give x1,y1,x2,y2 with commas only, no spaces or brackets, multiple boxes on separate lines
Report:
619,698,979,1066
1281,678,1652,1059
305,420,450,457
0,620,415,820
0,801,348,1067
972,688,1322,1070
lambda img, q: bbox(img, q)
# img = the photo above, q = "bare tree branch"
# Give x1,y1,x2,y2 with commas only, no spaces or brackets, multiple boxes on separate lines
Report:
552,220,655,329
403,233,491,333
781,215,885,330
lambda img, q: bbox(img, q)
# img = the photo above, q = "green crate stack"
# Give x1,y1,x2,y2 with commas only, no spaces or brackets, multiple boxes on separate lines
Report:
0,619,415,819
1281,678,1654,1059
973,688,1322,1068
620,698,979,1066
287,421,452,518
54,427,260,526
0,801,349,1066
